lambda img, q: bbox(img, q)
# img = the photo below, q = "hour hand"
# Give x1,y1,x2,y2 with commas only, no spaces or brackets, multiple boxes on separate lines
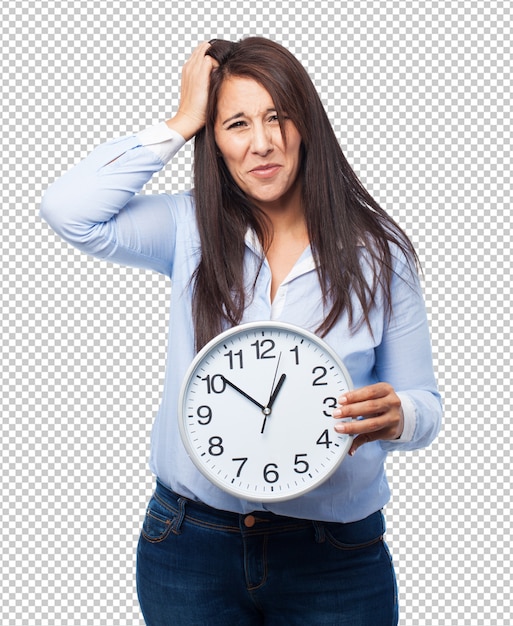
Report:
221,376,265,411
266,373,286,412
261,373,287,434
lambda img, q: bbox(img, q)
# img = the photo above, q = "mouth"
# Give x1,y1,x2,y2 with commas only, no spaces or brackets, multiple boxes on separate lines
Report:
249,164,282,178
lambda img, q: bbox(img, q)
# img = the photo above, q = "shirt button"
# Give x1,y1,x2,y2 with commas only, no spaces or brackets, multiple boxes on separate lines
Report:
244,515,256,528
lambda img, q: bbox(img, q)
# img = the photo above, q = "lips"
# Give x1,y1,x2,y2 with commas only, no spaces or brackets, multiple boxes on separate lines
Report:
249,164,282,178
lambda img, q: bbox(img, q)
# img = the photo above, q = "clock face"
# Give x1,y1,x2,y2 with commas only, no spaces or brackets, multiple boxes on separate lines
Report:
178,321,353,502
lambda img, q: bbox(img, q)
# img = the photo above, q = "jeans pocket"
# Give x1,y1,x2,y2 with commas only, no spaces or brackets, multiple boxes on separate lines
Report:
141,495,175,543
323,514,385,551
325,529,383,551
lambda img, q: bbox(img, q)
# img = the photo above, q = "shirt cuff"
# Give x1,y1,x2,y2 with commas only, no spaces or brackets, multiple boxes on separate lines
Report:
395,392,416,443
136,122,186,165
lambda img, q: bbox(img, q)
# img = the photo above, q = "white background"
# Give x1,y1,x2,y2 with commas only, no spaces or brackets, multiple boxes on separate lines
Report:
2,0,511,624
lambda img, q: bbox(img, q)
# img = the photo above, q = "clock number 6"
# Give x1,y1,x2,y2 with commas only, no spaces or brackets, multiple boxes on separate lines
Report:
263,463,279,483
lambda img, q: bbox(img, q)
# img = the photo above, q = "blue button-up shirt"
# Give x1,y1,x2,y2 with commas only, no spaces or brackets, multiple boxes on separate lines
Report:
40,123,442,523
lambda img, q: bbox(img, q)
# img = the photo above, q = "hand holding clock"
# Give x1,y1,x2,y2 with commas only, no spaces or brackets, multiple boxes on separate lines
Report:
333,382,404,456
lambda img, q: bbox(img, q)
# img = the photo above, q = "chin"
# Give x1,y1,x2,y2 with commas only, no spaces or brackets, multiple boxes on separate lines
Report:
248,188,289,206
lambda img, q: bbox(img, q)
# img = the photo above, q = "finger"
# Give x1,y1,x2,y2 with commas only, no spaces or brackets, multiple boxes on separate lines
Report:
333,396,399,421
334,386,400,421
337,382,392,406
333,399,387,420
335,411,404,452
334,415,389,436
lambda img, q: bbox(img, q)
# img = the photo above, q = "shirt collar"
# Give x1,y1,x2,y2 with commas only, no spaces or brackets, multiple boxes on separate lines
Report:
244,229,317,284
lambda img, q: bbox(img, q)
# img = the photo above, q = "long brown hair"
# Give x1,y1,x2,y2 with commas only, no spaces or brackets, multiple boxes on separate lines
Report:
192,37,417,351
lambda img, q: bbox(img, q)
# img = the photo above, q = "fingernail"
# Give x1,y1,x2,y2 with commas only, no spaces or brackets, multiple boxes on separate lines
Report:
334,424,346,433
332,408,342,417
338,396,348,405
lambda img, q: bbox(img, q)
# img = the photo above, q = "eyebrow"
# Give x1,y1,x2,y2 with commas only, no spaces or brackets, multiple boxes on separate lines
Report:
221,108,277,126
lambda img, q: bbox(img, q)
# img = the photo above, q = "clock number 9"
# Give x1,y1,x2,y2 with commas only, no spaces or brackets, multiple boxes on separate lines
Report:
196,405,212,425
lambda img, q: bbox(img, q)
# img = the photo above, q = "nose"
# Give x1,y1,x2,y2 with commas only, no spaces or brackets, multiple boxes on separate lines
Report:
250,122,273,156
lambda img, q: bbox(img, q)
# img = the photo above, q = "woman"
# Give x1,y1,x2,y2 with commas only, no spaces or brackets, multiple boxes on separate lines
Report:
41,37,442,625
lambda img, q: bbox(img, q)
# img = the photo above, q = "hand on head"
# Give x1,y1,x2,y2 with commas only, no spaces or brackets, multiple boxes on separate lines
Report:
169,42,219,141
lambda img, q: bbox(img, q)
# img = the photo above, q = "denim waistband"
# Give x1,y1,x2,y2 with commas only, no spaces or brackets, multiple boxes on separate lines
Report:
154,480,385,542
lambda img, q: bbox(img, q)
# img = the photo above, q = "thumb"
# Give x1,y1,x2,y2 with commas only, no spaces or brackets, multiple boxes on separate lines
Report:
348,433,375,457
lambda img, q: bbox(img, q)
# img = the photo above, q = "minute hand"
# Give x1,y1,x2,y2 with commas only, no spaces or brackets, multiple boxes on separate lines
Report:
221,376,266,411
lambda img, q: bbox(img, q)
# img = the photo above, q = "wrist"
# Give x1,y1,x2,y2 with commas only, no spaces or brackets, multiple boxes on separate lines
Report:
166,112,204,142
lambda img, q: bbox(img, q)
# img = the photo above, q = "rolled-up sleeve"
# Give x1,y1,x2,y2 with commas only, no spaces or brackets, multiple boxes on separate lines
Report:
375,250,443,451
39,126,186,276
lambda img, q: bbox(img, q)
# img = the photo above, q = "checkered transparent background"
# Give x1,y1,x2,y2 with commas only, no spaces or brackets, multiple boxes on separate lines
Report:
2,0,511,624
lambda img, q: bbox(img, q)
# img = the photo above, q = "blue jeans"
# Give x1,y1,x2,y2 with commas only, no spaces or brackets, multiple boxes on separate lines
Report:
136,481,398,625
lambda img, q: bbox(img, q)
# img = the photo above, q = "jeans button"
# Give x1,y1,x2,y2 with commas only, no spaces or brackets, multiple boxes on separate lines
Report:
244,515,256,528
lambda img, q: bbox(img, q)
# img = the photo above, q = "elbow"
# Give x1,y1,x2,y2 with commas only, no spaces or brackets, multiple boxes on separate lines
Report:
39,180,79,240
39,182,112,257
39,182,63,231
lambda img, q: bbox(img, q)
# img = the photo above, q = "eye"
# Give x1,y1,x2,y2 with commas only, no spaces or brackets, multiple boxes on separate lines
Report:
227,120,247,130
268,113,290,124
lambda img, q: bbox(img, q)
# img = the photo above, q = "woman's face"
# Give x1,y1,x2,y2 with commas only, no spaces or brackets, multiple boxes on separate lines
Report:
214,76,303,212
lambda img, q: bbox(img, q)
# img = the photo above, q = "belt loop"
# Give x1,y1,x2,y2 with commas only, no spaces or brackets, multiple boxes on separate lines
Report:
313,521,325,543
171,497,187,535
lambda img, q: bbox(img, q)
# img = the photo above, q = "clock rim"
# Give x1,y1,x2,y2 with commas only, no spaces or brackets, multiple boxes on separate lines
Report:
178,320,354,503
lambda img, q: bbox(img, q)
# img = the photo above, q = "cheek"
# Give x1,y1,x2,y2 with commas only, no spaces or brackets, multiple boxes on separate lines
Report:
284,137,302,168
216,137,243,166
221,154,242,179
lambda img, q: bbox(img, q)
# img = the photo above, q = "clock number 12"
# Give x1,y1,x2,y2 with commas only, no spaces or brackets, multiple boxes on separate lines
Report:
251,339,276,359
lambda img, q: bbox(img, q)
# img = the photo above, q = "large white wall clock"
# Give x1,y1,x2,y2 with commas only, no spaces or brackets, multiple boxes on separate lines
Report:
178,321,354,502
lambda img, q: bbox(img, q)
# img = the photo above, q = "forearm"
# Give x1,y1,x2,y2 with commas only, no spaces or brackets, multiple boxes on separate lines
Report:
39,125,185,269
374,251,442,451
